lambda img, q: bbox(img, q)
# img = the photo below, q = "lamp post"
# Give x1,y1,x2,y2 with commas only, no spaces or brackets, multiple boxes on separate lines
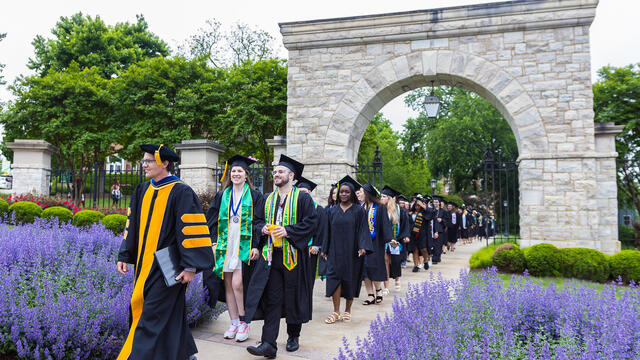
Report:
503,200,509,239
430,179,437,196
423,80,442,118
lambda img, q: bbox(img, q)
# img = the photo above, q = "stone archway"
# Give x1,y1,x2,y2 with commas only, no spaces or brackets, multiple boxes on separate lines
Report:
279,0,621,253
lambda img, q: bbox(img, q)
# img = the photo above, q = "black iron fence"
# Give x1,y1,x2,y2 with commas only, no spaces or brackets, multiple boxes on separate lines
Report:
483,146,519,245
49,162,273,210
356,146,383,191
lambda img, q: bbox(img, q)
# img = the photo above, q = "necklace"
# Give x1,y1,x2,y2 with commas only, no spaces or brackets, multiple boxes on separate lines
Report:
230,185,243,223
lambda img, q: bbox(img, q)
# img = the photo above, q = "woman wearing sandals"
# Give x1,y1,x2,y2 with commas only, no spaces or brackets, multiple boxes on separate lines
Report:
380,186,411,294
202,155,264,342
360,183,393,306
321,175,372,324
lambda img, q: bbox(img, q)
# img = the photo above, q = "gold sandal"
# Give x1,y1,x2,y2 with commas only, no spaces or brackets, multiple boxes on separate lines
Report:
341,312,351,322
325,312,341,324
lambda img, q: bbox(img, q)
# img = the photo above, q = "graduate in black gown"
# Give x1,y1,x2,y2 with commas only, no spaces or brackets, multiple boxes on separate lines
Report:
431,196,447,264
321,175,372,324
444,202,460,252
201,155,265,342
245,155,317,359
319,184,338,278
380,186,411,293
409,196,435,272
116,144,214,360
361,183,393,305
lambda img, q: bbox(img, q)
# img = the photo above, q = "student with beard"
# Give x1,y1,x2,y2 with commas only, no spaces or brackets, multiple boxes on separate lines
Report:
202,155,264,343
321,175,372,324
244,155,317,358
380,186,411,292
361,184,392,305
430,196,447,264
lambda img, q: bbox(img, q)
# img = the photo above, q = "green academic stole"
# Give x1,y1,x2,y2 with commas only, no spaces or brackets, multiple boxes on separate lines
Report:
262,187,300,271
215,183,253,279
392,205,400,239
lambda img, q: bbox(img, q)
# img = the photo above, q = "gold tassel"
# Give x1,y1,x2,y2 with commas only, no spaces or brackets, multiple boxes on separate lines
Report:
154,144,164,166
220,160,229,182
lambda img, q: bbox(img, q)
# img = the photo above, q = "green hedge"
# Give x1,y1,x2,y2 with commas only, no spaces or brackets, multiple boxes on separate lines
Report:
524,243,564,277
0,198,8,217
492,243,526,274
609,250,640,283
101,214,127,235
42,206,74,224
561,248,610,283
8,201,43,224
72,210,105,227
469,244,500,269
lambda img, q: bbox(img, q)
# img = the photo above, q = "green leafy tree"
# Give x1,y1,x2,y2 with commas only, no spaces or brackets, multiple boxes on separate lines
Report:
0,32,6,85
111,56,225,162
28,13,169,79
403,87,517,193
593,64,640,220
212,59,287,168
358,113,432,196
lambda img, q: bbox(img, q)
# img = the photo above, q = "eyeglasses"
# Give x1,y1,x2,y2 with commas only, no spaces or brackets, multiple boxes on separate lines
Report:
140,159,155,165
271,169,290,176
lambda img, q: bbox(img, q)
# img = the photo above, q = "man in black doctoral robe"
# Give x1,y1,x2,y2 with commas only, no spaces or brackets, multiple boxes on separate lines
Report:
116,144,214,360
245,155,317,359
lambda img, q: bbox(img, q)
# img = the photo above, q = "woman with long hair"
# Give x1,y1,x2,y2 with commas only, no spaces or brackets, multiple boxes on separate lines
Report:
321,175,371,324
327,184,338,208
202,155,264,342
360,184,392,305
380,186,410,293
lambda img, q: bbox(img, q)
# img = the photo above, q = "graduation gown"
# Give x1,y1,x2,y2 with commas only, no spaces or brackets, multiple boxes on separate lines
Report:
244,190,317,325
307,203,328,315
444,211,460,243
117,178,214,360
323,204,372,299
202,187,265,308
364,203,393,282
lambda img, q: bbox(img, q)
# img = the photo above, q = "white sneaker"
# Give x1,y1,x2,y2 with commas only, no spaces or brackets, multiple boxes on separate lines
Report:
381,288,390,296
428,260,432,267
417,263,424,269
224,324,239,339
235,322,250,342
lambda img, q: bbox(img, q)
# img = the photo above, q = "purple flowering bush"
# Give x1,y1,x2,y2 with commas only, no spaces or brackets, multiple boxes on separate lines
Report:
338,269,640,360
0,219,223,359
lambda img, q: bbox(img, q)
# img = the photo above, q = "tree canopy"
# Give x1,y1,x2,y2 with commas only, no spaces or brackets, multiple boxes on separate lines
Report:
0,32,6,85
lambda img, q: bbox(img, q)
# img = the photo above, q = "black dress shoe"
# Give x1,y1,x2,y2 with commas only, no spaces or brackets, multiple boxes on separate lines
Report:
423,262,429,270
286,337,299,352
412,266,419,273
247,342,277,359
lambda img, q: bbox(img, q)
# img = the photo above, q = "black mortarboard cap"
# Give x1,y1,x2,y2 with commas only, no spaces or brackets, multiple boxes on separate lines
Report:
432,195,444,202
140,144,180,164
397,195,408,202
381,185,400,198
296,176,317,191
226,154,257,170
278,154,304,180
362,183,380,197
338,175,362,192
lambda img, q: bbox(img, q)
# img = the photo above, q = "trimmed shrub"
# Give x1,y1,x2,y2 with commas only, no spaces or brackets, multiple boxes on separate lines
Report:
42,206,74,224
492,243,527,274
524,243,564,277
8,201,43,224
72,209,105,227
561,248,610,283
101,214,127,235
0,198,8,217
609,250,640,283
469,244,500,269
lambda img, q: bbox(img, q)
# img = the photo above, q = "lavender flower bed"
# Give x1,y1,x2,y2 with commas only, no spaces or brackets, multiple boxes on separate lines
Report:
338,269,640,360
0,220,223,359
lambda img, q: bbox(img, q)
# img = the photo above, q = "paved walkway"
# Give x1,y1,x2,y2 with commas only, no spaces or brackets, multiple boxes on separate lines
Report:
192,240,485,359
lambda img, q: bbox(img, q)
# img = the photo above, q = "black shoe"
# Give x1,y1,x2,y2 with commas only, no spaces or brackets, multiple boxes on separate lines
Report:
247,342,277,359
412,266,419,273
286,337,299,352
423,262,429,270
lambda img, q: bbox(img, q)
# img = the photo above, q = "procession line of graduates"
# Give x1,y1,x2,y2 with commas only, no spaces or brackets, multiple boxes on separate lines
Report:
116,144,497,360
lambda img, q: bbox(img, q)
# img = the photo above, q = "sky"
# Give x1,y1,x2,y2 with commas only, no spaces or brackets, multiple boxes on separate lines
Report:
1,0,639,133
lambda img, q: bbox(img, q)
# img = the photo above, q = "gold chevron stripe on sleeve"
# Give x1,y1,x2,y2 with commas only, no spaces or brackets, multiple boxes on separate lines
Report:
181,213,206,223
182,237,213,248
182,225,210,236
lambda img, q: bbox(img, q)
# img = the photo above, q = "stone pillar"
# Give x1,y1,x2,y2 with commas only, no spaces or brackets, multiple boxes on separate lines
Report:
6,139,58,196
594,122,624,254
174,139,226,195
266,136,287,166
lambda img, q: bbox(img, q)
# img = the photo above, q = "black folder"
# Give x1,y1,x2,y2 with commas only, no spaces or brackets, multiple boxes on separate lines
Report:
154,244,183,287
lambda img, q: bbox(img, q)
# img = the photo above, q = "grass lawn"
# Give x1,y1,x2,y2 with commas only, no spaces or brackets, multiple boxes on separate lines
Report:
493,273,636,298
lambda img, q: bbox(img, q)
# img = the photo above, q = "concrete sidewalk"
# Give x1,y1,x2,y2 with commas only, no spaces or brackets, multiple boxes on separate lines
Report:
192,240,485,360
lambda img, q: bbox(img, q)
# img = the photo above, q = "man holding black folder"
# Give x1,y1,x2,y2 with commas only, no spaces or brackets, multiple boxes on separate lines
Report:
116,144,214,360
